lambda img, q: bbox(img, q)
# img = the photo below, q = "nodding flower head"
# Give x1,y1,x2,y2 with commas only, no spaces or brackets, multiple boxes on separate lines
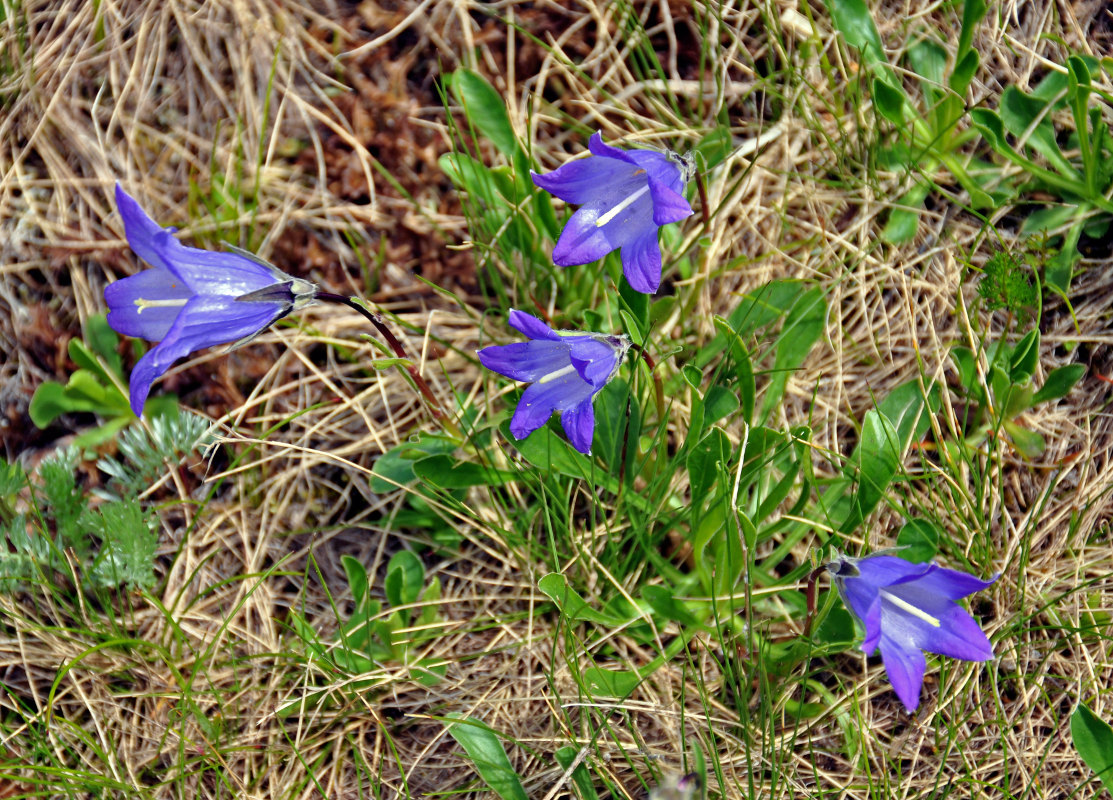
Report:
826,550,997,712
531,132,694,295
477,309,629,455
105,184,317,415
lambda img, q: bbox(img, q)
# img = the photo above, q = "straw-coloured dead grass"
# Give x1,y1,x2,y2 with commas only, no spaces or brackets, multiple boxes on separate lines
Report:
1,0,1111,798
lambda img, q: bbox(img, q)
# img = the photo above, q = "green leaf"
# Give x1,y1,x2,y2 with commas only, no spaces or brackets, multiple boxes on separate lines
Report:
758,288,826,424
872,77,906,125
385,550,424,608
1046,219,1084,297
444,714,529,800
341,555,371,610
1071,702,1113,794
956,0,988,66
826,0,888,73
882,182,932,244
702,385,739,430
28,382,72,428
1008,329,1040,384
413,454,517,488
506,421,596,481
592,378,640,473
1003,420,1045,458
554,746,601,800
451,70,522,160
86,314,123,376
538,573,624,626
642,585,704,628
998,87,1078,177
687,427,731,507
583,667,642,697
370,435,458,492
896,519,940,563
692,125,733,171
949,49,980,96
1032,364,1086,405
842,409,901,532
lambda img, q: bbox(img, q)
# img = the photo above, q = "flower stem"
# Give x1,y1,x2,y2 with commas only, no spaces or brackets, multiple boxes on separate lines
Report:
629,344,665,420
803,564,827,636
316,292,461,438
696,167,710,228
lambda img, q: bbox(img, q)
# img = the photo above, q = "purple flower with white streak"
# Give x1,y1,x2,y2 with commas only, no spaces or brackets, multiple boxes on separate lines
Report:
531,132,694,295
105,184,317,416
826,551,997,712
478,309,629,455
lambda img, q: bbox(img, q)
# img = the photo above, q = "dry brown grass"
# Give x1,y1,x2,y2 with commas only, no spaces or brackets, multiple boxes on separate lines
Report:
1,0,1111,798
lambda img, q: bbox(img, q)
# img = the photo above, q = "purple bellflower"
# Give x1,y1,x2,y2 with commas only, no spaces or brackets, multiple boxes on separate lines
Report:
478,309,629,455
531,132,694,295
105,184,317,416
826,551,997,712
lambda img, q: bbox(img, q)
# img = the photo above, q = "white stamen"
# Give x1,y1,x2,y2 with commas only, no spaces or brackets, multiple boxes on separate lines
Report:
135,297,189,314
884,592,941,627
595,184,650,227
538,364,577,384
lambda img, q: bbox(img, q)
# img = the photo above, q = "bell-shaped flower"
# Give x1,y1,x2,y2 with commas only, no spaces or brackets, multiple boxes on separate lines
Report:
478,309,629,455
105,184,317,416
531,132,694,295
826,551,997,712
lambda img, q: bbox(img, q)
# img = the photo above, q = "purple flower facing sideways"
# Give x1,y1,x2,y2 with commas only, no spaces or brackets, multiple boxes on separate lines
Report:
826,551,997,712
478,309,629,455
531,132,694,295
105,184,317,416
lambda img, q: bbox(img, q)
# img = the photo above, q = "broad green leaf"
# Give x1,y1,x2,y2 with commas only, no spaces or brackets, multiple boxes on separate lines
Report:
872,77,906,125
702,385,739,429
385,550,424,608
1046,219,1084,297
693,125,733,171
30,381,94,428
1003,420,1045,458
874,378,938,449
1071,702,1113,794
1009,329,1040,384
642,585,704,628
687,427,731,506
72,414,131,449
949,49,980,96
445,714,529,800
583,667,642,697
1032,364,1086,405
87,314,123,376
413,454,517,488
896,519,940,563
759,288,826,424
450,70,522,160
370,435,457,493
956,0,987,65
440,151,503,206
538,573,624,626
507,420,595,478
593,378,640,472
410,658,447,687
882,182,932,244
842,409,901,532
826,0,888,74
554,746,601,800
998,87,1078,177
